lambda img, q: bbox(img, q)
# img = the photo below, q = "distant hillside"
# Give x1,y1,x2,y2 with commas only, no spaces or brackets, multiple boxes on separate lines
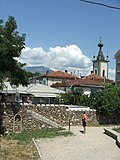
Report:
24,66,53,75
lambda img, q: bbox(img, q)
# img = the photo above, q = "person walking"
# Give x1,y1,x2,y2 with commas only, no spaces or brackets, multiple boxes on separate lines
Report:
82,111,87,134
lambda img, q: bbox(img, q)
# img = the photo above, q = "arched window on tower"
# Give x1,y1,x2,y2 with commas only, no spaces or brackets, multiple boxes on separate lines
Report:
95,69,97,75
102,70,105,77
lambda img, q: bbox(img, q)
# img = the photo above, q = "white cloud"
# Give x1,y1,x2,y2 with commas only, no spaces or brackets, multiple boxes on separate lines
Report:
18,44,115,80
18,44,92,76
48,45,91,69
19,47,48,66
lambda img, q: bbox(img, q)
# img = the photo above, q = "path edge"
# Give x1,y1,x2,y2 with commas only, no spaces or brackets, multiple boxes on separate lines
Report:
104,128,120,148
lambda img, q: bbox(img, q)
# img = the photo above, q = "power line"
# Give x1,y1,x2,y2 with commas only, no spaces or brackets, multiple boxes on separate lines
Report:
80,0,120,10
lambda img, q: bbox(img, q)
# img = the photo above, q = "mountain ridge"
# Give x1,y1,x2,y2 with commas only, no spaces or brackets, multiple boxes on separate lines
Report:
24,66,53,75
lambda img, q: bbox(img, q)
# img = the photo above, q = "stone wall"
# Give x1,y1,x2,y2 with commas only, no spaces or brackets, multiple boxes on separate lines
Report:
33,105,98,126
3,106,51,132
96,114,120,124
3,105,98,132
2,105,120,132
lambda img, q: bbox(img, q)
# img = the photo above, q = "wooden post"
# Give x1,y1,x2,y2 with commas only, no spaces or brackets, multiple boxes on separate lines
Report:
68,118,71,130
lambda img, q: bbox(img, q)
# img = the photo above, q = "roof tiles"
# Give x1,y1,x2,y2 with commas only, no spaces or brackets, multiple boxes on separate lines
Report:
41,70,77,79
51,73,114,88
51,78,102,87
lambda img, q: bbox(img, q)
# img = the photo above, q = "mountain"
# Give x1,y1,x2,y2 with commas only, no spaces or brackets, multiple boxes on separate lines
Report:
24,66,53,75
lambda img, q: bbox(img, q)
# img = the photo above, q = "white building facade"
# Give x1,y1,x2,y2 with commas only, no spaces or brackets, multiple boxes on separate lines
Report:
115,49,120,86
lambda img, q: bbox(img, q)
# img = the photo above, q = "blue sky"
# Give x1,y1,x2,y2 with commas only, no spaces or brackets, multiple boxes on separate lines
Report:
0,0,120,80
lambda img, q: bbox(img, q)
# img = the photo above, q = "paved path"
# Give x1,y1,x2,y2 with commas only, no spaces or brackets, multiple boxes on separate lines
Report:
36,126,120,160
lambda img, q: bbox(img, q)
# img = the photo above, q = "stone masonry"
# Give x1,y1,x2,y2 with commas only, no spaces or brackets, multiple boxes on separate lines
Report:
2,105,120,132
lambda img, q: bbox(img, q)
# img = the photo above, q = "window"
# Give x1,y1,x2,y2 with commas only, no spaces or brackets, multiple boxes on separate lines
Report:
102,70,105,77
95,69,97,75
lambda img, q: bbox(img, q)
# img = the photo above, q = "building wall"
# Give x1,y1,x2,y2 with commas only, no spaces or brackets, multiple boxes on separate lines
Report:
82,87,91,95
58,86,102,95
82,87,102,95
93,61,108,78
93,61,99,75
100,62,108,78
42,78,64,86
115,58,120,86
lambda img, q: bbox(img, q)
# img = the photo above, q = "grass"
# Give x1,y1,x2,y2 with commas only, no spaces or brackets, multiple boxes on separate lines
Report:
7,127,73,142
113,127,120,133
0,138,39,160
0,127,73,160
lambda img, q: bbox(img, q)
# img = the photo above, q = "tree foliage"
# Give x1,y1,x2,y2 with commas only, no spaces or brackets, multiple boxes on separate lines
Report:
0,16,29,134
59,87,89,105
89,84,120,115
0,16,29,89
58,84,120,115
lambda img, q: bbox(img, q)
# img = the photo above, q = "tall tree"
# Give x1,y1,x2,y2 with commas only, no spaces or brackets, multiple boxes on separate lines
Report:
0,16,29,134
0,16,29,88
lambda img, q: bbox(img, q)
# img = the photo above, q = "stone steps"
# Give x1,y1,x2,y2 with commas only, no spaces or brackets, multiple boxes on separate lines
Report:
27,110,61,128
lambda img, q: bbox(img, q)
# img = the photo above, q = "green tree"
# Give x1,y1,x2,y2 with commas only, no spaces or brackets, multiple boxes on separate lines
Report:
0,16,29,88
59,92,74,105
73,87,89,105
89,84,120,115
33,72,41,77
58,87,89,106
0,16,29,134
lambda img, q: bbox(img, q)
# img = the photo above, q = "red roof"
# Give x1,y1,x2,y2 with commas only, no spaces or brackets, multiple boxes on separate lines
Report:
85,73,104,80
41,70,78,80
85,73,114,83
51,78,102,88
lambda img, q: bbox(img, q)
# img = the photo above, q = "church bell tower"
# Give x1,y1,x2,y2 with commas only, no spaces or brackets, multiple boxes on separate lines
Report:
92,38,109,78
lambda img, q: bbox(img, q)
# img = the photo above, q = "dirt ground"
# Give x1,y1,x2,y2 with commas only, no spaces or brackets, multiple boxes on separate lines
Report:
36,126,120,160
0,137,40,160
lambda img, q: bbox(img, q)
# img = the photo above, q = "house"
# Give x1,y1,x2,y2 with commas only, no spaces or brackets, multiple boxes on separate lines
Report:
51,77,104,95
51,73,114,95
114,49,120,86
0,82,65,105
17,83,65,104
35,70,78,86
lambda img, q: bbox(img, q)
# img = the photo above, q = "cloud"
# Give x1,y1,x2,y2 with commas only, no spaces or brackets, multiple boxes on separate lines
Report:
19,47,48,66
18,44,115,80
18,44,92,76
48,45,91,69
